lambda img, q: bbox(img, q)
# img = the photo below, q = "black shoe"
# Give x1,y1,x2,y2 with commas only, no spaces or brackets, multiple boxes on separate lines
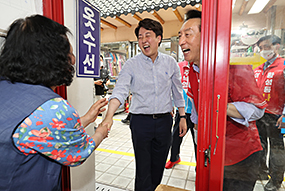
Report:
264,179,281,191
121,119,130,125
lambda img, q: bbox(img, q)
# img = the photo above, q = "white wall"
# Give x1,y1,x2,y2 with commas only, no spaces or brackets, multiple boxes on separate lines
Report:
64,0,96,191
0,0,42,31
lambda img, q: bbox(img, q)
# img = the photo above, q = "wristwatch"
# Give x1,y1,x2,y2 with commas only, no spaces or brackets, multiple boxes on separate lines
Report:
180,115,187,119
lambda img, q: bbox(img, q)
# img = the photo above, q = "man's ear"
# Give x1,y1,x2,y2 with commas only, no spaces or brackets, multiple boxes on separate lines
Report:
274,43,280,52
157,35,161,43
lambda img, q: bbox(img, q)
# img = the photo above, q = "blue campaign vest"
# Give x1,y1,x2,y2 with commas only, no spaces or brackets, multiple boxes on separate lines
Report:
0,80,62,191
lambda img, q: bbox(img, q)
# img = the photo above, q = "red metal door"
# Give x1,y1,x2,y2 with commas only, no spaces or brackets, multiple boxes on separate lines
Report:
196,0,232,190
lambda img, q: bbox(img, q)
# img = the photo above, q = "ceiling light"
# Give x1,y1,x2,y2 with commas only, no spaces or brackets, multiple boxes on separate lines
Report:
248,0,270,14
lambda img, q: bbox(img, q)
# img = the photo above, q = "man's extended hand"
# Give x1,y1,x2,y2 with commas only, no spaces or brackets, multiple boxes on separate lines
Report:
99,117,114,133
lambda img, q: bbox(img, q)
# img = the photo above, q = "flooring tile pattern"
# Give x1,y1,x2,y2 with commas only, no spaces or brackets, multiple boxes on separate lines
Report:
95,112,285,191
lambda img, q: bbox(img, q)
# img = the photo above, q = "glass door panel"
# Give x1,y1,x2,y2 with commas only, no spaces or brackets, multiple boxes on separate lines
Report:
227,0,285,190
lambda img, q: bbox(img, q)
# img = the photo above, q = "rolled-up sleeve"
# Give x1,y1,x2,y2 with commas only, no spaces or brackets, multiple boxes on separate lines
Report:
13,98,96,167
230,101,265,127
109,62,132,107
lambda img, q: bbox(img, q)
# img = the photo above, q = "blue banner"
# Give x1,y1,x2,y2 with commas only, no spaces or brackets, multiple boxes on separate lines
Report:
76,0,100,77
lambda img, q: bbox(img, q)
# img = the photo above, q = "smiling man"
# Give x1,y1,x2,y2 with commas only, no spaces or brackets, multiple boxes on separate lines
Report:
179,10,267,191
99,18,187,191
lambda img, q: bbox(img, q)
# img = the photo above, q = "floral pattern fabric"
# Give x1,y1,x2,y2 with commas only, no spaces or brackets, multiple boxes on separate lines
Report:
13,98,96,167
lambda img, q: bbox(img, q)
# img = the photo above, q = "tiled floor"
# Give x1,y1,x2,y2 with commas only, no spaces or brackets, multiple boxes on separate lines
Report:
94,112,285,191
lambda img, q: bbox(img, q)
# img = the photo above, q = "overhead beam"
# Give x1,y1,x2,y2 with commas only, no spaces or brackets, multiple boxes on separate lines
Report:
239,0,249,16
263,0,277,13
101,19,117,29
132,13,142,21
114,16,132,28
151,10,165,24
172,8,183,22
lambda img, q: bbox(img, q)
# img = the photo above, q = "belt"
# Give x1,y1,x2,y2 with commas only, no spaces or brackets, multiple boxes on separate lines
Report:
134,113,170,119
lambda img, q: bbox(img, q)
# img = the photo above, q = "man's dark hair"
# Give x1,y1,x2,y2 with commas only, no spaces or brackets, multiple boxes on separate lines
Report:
0,14,74,87
185,9,202,32
135,18,163,46
100,54,103,60
257,35,281,47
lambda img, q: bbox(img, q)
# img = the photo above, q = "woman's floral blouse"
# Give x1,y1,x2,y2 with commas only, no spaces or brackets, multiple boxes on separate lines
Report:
13,98,96,167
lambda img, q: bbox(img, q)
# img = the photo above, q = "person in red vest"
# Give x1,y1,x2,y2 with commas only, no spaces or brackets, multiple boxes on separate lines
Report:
179,9,267,191
253,35,285,191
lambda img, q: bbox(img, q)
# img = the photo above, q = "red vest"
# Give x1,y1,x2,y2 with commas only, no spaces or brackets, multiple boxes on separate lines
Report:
254,57,285,115
226,65,267,165
178,61,189,88
187,64,266,165
185,62,199,109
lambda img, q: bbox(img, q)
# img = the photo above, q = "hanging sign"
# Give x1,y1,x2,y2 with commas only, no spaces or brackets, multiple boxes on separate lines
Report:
76,0,100,77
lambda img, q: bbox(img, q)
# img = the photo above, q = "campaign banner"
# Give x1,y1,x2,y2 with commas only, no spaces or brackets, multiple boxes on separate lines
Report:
76,0,100,77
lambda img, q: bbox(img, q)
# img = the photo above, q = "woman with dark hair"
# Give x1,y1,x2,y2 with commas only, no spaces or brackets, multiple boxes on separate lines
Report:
0,15,109,191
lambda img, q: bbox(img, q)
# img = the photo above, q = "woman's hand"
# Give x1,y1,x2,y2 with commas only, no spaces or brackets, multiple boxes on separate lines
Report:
93,122,109,149
81,98,108,128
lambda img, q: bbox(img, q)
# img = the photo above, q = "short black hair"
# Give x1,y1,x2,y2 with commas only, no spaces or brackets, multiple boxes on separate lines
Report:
100,54,103,60
0,14,74,87
135,18,163,46
185,9,201,32
257,35,281,47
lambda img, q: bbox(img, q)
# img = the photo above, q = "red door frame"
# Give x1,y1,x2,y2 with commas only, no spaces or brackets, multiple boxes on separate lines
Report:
42,1,71,191
43,0,67,100
196,0,233,190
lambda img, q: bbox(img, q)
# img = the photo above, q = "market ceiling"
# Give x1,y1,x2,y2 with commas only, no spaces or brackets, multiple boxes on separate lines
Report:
88,0,202,30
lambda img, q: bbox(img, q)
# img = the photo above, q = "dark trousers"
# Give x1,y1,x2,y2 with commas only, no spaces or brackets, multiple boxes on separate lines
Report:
130,114,173,191
256,113,285,186
170,112,196,162
223,151,262,191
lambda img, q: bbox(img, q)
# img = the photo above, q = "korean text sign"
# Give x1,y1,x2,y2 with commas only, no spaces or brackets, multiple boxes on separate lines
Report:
77,0,100,77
